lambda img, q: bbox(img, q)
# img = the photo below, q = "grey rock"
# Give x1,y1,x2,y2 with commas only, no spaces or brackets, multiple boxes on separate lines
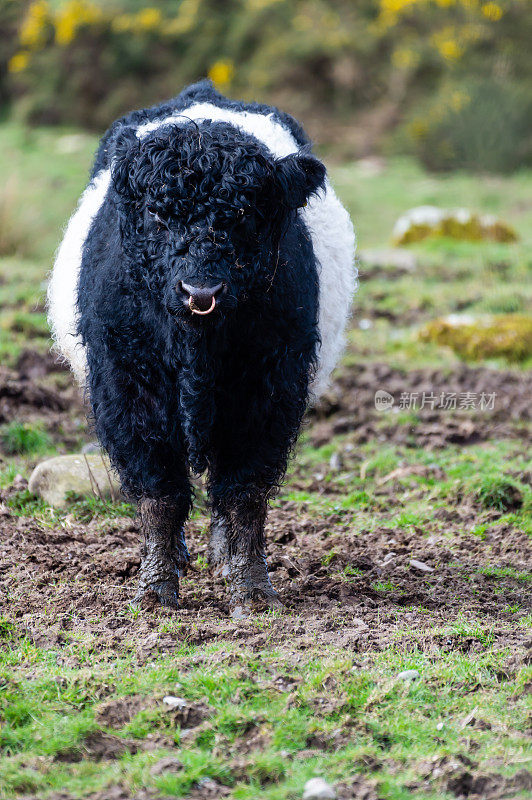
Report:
410,559,434,573
303,778,336,800
81,441,102,454
162,696,187,709
359,248,418,273
397,669,420,682
28,453,121,508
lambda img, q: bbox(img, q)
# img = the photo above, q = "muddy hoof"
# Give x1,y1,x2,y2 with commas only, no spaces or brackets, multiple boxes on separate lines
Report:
134,580,180,609
230,587,284,619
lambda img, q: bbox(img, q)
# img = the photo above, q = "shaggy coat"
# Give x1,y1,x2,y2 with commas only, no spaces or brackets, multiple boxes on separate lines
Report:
48,81,356,609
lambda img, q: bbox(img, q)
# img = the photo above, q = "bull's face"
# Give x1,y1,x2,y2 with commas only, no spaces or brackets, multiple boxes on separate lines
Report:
111,121,325,327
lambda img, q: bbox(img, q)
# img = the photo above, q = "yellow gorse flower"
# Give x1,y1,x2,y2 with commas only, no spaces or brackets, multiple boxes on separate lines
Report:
136,8,162,30
481,2,503,20
208,60,235,89
55,1,103,46
8,51,30,73
20,0,50,49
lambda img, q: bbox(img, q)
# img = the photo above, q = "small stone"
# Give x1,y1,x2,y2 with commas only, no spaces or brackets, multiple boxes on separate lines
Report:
12,473,28,490
359,248,418,272
163,695,187,709
329,452,342,471
383,552,396,565
410,559,434,573
303,777,336,800
397,669,420,683
28,453,121,508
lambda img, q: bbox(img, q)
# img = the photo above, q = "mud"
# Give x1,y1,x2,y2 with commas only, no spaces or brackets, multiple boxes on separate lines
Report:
0,483,530,660
311,361,532,448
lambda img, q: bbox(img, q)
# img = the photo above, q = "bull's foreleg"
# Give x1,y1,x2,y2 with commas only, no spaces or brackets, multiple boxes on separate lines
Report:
208,488,282,615
134,494,191,608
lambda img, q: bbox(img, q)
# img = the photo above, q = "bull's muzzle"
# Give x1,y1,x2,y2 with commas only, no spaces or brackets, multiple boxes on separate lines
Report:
176,281,226,315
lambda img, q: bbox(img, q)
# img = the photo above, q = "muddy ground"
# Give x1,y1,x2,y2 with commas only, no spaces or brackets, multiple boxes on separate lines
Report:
1,352,530,664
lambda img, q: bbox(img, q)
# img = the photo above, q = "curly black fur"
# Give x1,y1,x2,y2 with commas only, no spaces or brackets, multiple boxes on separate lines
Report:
77,82,325,603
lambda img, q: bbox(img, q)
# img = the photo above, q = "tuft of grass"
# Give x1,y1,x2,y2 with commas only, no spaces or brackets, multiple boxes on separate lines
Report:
6,488,135,522
0,422,51,456
475,475,524,512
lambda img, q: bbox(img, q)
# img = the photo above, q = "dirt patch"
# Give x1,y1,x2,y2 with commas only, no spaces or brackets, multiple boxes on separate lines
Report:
311,362,532,448
0,491,530,660
0,356,85,451
0,355,530,661
95,696,148,728
412,757,532,799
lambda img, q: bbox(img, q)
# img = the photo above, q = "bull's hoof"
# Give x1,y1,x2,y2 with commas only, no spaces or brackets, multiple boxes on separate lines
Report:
230,586,284,619
134,579,180,609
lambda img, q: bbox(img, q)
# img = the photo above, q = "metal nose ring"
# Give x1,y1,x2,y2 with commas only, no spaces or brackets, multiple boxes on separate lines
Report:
189,296,216,315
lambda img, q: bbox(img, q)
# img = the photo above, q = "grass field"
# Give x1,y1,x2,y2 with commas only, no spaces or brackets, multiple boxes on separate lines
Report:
0,123,531,800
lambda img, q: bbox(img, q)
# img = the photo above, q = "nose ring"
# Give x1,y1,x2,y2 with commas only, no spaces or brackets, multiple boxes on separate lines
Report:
189,296,216,315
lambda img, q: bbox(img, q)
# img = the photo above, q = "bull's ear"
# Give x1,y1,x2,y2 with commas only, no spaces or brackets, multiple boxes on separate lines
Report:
274,151,326,209
111,126,140,197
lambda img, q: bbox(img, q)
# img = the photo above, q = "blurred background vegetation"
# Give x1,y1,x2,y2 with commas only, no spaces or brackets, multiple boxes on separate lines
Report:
1,0,531,173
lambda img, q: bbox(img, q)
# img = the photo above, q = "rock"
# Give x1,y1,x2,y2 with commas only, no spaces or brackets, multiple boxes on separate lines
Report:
231,605,250,621
162,695,187,709
419,314,532,364
410,559,434,573
329,452,342,471
81,441,102,454
12,473,28,490
397,669,420,682
303,778,336,800
28,453,121,508
392,206,518,245
359,248,418,273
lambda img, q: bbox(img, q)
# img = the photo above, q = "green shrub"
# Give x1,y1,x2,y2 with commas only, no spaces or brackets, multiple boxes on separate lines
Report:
409,80,532,173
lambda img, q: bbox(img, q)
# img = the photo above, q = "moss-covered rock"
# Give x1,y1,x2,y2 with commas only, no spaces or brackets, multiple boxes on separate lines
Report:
419,314,532,363
393,206,518,245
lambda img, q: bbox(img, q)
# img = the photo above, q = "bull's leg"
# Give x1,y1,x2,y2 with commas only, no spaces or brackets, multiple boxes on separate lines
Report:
208,488,282,614
134,495,191,608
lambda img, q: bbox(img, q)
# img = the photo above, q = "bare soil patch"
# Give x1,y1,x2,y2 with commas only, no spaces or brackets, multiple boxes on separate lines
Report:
1,492,530,662
312,362,532,447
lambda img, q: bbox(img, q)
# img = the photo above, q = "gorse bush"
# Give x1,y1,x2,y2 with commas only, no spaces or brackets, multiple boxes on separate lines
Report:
409,80,532,173
0,0,531,171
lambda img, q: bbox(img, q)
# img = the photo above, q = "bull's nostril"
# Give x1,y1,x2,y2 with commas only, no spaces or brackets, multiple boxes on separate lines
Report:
176,281,225,314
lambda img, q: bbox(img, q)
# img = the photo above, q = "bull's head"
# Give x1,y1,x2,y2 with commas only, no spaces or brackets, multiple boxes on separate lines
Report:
111,121,325,326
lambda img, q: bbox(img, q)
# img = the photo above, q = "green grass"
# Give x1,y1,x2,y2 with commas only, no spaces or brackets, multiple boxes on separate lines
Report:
0,636,530,800
0,422,51,456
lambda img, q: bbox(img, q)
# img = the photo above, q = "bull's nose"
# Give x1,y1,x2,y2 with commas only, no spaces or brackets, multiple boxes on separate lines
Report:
176,281,225,314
